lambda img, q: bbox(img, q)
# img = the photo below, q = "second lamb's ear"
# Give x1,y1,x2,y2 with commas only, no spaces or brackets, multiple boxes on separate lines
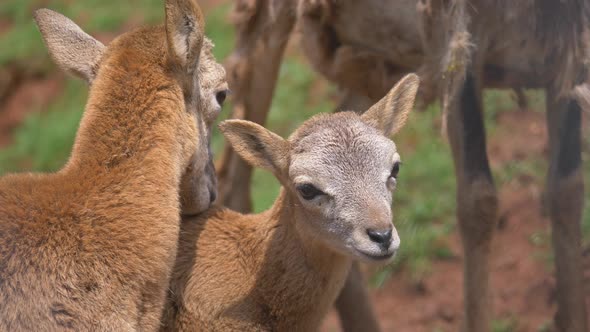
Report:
219,120,290,178
361,73,420,137
34,9,105,84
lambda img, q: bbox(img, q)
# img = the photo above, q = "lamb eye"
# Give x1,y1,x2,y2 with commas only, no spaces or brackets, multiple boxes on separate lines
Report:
296,183,324,201
391,162,401,179
215,89,229,106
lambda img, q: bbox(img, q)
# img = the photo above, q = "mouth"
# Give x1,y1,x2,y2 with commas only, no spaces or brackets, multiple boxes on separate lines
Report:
180,196,214,218
356,249,395,261
181,208,205,218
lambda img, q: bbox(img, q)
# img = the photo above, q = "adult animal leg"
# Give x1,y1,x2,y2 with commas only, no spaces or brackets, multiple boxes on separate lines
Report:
447,72,497,332
217,0,296,212
334,262,381,332
545,89,588,332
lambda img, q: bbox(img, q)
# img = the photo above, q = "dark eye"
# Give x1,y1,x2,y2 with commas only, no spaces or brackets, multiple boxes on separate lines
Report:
215,89,229,106
391,162,401,179
296,183,324,201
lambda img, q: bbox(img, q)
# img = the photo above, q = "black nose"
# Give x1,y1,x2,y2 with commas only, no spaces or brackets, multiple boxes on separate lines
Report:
209,190,217,204
367,228,392,247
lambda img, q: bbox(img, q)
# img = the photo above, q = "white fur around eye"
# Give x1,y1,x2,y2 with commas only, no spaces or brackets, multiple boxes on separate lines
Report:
387,176,397,191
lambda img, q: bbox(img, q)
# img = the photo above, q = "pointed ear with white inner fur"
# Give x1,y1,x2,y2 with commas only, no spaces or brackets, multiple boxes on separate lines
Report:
34,8,105,84
218,120,290,179
165,0,205,75
361,73,420,137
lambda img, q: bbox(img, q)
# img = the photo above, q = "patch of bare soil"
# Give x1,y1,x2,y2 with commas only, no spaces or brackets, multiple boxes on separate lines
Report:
321,109,590,332
0,18,11,36
489,110,548,166
0,71,64,147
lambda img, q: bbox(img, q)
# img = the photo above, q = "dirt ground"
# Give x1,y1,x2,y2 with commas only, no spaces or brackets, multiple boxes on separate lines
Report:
0,70,64,146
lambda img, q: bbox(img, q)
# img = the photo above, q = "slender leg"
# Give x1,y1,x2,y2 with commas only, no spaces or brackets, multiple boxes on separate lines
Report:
545,89,588,332
447,72,497,332
216,0,296,212
334,262,381,332
333,90,381,332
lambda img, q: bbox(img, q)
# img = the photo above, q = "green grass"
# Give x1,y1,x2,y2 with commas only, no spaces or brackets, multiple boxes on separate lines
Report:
0,0,165,66
493,158,546,185
0,79,87,173
537,320,553,332
491,316,519,332
483,89,516,133
204,3,235,61
0,0,233,65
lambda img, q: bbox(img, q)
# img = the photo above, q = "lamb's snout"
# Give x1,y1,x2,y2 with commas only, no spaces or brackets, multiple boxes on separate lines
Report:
350,220,400,262
366,227,392,248
365,224,400,255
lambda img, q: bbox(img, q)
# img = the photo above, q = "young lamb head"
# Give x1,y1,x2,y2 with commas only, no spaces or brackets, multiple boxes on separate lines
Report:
220,74,419,262
33,0,228,215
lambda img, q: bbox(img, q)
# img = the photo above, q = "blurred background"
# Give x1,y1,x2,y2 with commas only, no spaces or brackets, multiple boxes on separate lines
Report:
0,1,588,331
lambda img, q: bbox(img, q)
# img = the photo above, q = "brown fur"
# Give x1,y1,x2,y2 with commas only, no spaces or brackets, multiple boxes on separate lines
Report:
0,1,228,330
162,200,352,332
299,0,590,104
218,0,590,331
163,75,419,331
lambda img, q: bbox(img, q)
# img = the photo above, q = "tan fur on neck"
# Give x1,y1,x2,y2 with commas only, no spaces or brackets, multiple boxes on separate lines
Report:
162,191,351,331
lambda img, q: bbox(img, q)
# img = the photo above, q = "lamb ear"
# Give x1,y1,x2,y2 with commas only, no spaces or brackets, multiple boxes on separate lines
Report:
165,0,205,75
361,74,420,137
218,120,290,178
34,9,105,84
